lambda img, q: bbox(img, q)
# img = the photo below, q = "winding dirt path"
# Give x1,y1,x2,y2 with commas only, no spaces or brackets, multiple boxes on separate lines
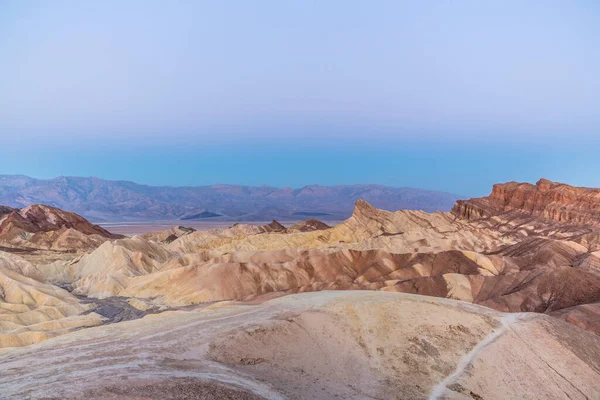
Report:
429,313,525,399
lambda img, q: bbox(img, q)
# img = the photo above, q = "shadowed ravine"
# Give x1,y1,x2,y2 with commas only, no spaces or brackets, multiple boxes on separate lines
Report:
77,296,154,324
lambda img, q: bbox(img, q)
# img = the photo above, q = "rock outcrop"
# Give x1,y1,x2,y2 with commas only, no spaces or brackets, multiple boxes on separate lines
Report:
62,199,507,301
0,204,121,252
453,178,600,224
141,225,196,244
286,218,331,232
258,220,287,233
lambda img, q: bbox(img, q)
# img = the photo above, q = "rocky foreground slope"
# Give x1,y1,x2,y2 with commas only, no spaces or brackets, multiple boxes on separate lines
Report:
1,178,600,398
1,291,599,399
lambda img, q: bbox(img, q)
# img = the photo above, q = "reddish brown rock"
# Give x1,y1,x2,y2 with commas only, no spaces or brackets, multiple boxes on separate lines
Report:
551,302,600,336
259,220,287,233
286,218,331,232
0,206,14,217
0,204,121,252
453,178,600,224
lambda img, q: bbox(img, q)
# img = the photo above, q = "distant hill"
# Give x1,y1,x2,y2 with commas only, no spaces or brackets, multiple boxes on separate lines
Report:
0,175,461,222
181,211,223,220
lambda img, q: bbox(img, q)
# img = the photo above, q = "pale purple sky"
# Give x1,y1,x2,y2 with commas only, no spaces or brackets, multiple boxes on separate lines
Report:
1,1,599,195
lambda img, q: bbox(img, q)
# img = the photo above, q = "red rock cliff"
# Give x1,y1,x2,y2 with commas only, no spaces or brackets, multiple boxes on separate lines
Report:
453,179,600,224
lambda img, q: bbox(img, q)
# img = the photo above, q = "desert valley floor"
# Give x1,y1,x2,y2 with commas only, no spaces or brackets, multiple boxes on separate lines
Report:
1,179,600,399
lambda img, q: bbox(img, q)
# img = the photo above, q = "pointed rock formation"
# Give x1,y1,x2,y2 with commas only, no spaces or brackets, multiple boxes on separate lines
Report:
141,226,196,244
259,220,287,233
287,219,331,232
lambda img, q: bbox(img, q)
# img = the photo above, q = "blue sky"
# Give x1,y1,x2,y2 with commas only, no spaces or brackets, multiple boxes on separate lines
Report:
1,1,599,196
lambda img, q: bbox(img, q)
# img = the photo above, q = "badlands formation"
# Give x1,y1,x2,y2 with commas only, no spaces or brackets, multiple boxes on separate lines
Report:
1,178,600,399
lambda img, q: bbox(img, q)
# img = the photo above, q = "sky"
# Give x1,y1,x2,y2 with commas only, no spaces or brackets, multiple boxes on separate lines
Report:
1,0,599,196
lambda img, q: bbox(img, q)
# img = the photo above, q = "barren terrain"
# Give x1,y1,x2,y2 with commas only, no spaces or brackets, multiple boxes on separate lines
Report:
1,178,600,399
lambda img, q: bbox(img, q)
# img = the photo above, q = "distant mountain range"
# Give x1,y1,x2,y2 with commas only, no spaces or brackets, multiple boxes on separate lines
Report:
0,175,461,222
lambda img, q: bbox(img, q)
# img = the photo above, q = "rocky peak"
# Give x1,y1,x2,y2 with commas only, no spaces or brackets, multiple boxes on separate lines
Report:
353,199,377,216
536,178,554,192
260,220,287,233
18,204,117,237
0,203,119,240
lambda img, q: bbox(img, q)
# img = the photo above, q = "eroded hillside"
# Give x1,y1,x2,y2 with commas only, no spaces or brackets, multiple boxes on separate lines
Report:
1,179,600,398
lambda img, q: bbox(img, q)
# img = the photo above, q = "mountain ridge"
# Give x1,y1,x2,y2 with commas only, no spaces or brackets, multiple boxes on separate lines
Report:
0,174,461,222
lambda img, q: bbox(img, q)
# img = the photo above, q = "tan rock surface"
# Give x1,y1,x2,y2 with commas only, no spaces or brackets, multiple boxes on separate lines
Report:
0,257,103,348
0,291,598,399
141,225,196,244
4,179,600,355
286,218,331,232
25,195,593,342
1,179,600,399
551,302,600,336
165,200,507,256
